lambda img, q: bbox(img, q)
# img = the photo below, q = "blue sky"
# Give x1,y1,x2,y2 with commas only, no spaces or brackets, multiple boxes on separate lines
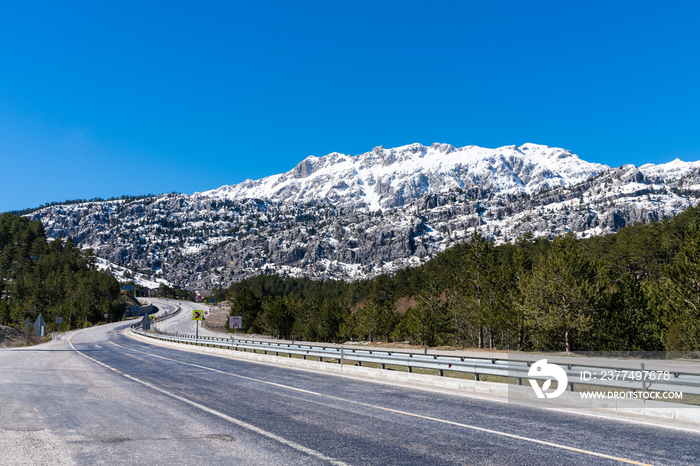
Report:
1,1,699,213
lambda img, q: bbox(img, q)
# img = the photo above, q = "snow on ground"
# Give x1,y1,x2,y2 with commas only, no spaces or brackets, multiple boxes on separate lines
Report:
94,257,173,290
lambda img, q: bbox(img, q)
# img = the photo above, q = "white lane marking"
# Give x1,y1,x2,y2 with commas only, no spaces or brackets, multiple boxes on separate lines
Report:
110,340,657,465
125,329,700,436
70,335,349,466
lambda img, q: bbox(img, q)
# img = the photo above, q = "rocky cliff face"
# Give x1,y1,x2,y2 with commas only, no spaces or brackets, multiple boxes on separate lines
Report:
27,143,700,289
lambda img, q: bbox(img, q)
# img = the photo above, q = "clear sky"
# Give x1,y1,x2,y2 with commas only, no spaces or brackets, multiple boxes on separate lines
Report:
1,1,699,213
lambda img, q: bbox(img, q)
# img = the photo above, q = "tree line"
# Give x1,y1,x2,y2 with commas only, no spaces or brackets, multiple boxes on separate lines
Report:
7,193,164,216
0,213,122,331
222,205,700,352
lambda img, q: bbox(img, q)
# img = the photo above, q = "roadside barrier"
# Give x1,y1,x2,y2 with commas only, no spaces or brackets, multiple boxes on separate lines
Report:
129,326,700,396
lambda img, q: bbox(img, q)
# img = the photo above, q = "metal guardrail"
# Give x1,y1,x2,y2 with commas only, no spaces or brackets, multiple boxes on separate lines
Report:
153,305,181,324
129,328,700,396
132,305,181,330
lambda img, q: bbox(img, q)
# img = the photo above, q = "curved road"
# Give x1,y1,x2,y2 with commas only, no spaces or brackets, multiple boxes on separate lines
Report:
151,298,223,338
2,318,700,465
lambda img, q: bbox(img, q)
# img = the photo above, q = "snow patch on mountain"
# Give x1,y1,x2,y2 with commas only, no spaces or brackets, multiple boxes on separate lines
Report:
639,159,700,183
95,257,172,290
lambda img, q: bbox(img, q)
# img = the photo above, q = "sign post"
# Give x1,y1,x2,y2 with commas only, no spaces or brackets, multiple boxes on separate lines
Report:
229,316,242,336
141,313,150,331
55,316,63,341
34,315,46,343
193,310,204,340
26,318,30,346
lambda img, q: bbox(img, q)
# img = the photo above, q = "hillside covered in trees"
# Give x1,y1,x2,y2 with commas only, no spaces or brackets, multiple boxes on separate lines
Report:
221,205,700,352
0,213,122,331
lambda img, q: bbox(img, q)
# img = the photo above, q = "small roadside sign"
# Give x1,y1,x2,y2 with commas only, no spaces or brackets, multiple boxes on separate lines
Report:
35,315,46,336
141,313,151,330
55,316,63,324
149,314,156,321
123,285,133,290
229,316,242,329
193,310,204,320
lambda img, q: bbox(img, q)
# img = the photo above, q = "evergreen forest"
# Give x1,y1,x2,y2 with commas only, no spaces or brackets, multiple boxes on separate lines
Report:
0,213,122,332
221,205,700,352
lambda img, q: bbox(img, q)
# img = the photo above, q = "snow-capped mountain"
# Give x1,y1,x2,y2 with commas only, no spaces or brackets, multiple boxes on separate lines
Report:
26,143,700,289
640,158,700,184
199,143,608,211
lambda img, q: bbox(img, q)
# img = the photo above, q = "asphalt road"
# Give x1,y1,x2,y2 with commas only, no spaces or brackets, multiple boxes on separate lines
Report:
2,319,700,465
152,298,223,338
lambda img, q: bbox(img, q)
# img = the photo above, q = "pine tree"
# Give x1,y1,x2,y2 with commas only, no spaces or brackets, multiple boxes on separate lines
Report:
449,231,501,348
229,287,262,333
402,277,447,346
518,233,595,352
354,297,394,342
662,223,700,349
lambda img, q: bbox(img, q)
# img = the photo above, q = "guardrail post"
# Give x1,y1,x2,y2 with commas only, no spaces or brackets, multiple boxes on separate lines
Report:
568,365,574,391
475,373,479,381
439,369,443,377
381,363,386,369
408,366,412,373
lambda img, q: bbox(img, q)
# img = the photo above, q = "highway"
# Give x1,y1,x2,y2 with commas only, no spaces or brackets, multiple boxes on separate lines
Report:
2,316,700,465
152,298,224,338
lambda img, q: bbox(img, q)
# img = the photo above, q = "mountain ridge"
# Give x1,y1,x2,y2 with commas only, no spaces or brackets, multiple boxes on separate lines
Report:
26,142,700,289
196,143,610,211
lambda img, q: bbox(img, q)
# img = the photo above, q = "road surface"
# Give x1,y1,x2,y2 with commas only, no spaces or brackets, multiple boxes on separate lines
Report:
151,298,223,338
1,319,699,465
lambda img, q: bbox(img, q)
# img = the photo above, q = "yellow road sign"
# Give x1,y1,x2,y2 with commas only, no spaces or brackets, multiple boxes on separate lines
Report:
193,310,204,320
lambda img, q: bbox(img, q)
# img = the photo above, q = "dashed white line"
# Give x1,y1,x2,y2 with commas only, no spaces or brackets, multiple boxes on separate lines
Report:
109,339,657,465
69,334,349,466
